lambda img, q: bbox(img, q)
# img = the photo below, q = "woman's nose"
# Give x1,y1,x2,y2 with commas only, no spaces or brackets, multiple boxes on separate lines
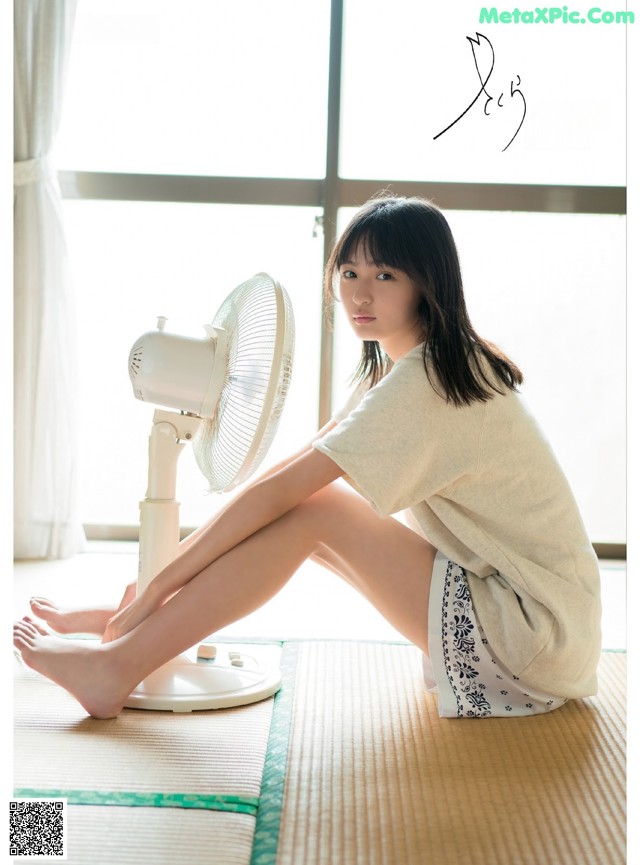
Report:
352,280,372,305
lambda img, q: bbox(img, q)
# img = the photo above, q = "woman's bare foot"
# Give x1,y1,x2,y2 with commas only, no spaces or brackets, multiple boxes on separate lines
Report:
13,617,134,719
29,598,115,635
29,584,137,636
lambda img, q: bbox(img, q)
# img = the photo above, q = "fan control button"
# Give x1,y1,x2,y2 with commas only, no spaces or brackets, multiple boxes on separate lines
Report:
197,642,217,660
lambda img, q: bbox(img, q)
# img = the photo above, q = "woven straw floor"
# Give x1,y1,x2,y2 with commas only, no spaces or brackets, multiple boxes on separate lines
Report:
276,643,626,865
14,642,625,865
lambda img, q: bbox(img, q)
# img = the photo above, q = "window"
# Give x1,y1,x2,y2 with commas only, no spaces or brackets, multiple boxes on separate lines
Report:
55,0,627,545
56,0,331,178
340,0,626,185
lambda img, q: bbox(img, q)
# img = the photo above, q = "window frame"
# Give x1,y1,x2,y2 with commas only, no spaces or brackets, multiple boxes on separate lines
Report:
58,0,627,556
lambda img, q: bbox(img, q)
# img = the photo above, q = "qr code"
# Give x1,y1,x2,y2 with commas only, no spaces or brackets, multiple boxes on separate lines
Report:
9,799,67,859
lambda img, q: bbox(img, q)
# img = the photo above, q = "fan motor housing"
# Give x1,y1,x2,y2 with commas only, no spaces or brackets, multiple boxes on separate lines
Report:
129,328,220,416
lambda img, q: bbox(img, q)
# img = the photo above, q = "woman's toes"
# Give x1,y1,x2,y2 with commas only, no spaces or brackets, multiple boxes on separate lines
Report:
22,616,50,636
30,597,51,609
13,621,35,648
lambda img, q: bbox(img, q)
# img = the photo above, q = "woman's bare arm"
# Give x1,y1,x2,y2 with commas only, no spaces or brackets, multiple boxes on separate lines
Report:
179,418,338,551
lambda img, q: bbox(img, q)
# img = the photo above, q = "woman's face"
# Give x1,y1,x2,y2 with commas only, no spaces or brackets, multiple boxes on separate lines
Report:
338,246,424,361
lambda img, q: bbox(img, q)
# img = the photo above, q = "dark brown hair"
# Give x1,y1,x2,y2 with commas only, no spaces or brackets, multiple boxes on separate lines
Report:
324,194,523,406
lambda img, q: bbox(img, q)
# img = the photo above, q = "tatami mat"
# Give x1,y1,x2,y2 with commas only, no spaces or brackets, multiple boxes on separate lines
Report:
13,645,278,865
14,642,626,865
276,643,625,865
14,654,276,799
55,807,256,865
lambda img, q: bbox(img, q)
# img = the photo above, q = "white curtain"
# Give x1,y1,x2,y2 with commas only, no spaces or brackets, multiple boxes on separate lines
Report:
13,0,84,559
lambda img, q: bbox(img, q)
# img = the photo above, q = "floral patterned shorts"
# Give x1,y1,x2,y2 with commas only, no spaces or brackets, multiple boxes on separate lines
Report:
423,553,567,718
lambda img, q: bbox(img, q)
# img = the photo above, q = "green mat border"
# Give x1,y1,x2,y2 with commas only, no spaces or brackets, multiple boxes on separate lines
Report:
250,642,299,865
12,789,259,815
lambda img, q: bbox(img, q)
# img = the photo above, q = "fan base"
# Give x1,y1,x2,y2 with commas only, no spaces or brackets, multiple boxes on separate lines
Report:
123,643,282,712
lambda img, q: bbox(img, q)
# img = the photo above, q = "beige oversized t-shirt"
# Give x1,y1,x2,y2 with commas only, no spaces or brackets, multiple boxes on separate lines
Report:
314,344,601,698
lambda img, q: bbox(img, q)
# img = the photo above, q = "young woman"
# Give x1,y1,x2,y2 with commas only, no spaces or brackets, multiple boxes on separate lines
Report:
15,195,601,720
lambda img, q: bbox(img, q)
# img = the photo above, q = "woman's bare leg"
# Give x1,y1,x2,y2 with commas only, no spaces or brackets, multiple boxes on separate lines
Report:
14,482,436,719
28,521,217,636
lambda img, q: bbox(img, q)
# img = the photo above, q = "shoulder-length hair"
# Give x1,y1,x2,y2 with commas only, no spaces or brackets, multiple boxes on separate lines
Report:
324,194,523,406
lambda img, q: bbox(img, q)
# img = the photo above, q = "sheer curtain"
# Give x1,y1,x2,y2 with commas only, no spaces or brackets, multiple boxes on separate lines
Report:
13,0,84,558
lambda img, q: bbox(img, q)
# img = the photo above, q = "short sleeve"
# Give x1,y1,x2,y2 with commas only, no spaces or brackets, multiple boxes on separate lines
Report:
314,350,485,516
331,381,369,424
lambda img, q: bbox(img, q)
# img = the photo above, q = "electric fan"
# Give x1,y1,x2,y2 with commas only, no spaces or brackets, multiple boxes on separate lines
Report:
124,273,294,712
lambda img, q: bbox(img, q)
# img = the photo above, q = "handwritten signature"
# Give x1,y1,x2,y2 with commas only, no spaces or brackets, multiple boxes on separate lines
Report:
433,33,526,152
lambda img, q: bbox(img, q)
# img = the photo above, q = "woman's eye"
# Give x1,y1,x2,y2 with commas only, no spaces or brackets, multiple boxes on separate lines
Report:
378,272,393,281
342,270,356,279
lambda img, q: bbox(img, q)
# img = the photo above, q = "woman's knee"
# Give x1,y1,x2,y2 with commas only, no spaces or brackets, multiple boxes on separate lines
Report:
281,482,353,556
291,481,347,521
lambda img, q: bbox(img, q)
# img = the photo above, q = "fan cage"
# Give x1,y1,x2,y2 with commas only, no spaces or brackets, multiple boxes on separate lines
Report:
193,274,295,492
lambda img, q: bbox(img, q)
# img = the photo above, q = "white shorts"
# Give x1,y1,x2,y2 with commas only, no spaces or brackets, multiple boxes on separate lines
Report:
424,553,568,719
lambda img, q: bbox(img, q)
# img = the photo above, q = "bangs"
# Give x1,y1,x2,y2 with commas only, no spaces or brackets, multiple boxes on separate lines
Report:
336,216,415,275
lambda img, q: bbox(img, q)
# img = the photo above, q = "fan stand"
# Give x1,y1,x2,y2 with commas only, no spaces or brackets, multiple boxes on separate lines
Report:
123,408,282,712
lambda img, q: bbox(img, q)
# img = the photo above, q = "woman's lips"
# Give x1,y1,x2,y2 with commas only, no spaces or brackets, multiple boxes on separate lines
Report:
353,315,376,324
